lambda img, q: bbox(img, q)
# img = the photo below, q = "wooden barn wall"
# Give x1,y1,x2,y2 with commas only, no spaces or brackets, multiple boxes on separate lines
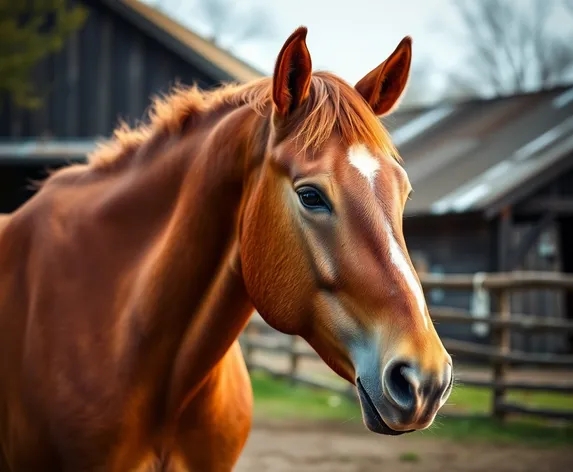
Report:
508,220,566,354
403,214,493,344
0,0,217,140
557,165,573,353
404,209,570,354
509,164,573,354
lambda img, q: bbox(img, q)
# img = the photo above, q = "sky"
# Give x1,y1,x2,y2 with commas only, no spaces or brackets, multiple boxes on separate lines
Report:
143,0,458,78
142,0,573,106
212,0,456,82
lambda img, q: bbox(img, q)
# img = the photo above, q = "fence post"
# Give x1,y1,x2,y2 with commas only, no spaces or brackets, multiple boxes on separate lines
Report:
243,322,256,371
492,288,511,421
289,336,300,385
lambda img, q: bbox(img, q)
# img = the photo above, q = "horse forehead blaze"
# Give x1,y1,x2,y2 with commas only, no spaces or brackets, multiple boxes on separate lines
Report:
347,143,381,189
342,142,429,330
384,219,429,330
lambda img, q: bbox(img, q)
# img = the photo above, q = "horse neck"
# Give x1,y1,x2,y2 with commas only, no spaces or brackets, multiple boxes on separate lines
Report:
127,103,267,415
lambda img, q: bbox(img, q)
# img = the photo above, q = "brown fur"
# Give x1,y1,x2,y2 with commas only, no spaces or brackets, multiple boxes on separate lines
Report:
89,72,400,171
0,27,451,471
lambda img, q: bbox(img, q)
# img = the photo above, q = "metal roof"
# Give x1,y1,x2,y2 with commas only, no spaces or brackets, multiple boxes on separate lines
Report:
3,85,573,220
384,86,573,219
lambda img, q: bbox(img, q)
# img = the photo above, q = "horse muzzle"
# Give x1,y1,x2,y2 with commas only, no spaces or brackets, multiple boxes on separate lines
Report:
355,356,453,435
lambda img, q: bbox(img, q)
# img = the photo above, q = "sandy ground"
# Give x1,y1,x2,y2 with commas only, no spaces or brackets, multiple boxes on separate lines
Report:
235,420,573,472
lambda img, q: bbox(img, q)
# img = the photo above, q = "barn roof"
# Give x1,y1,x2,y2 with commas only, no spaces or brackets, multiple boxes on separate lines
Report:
384,85,573,219
0,140,96,165
96,0,264,83
3,79,573,221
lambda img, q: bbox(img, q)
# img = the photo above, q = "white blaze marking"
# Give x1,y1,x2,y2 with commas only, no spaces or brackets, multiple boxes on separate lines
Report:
348,144,380,188
347,143,426,327
385,221,429,329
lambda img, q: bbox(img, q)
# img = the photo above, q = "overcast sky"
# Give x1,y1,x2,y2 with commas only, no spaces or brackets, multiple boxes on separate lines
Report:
216,0,456,82
143,0,573,105
144,0,454,77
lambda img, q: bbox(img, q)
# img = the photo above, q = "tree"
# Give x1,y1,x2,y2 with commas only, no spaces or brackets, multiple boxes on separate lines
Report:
439,0,573,98
0,1,87,110
155,0,275,50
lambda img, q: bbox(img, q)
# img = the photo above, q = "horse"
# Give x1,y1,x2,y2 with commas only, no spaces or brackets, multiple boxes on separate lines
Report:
0,26,453,471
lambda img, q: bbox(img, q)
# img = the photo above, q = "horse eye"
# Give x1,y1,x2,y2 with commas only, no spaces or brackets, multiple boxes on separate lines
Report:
297,187,330,212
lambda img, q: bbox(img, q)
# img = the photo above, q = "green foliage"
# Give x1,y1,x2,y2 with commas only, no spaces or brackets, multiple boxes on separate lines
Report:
0,0,87,109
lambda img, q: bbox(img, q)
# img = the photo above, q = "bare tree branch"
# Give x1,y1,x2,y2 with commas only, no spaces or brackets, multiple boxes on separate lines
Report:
156,0,275,49
441,0,573,98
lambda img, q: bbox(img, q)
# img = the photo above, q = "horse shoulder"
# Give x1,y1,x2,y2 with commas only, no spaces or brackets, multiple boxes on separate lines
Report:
173,341,253,471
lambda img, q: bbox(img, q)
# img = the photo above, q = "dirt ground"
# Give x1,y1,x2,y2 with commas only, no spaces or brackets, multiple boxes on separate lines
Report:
234,420,573,472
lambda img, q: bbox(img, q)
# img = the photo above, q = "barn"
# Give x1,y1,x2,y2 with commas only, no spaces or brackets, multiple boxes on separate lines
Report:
0,0,262,212
383,85,573,353
2,1,572,355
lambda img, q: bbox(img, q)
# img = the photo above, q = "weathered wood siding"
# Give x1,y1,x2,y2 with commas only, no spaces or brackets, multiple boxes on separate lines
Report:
0,0,218,140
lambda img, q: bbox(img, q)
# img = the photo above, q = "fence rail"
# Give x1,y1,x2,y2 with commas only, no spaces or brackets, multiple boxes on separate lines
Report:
430,306,573,332
240,271,573,423
419,271,573,290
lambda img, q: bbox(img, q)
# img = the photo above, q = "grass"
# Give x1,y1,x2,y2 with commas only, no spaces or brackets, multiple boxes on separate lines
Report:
250,371,573,447
399,452,420,462
422,416,573,446
251,371,360,421
447,383,573,415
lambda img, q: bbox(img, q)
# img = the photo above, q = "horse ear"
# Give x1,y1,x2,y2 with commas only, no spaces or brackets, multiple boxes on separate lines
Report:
355,36,412,116
272,26,312,117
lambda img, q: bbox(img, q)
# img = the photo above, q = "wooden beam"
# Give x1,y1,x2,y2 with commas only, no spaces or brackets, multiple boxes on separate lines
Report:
455,377,573,393
558,216,573,354
499,402,573,421
430,306,573,332
518,197,573,216
420,271,573,290
509,210,555,269
97,16,113,136
443,338,573,367
491,288,511,420
66,31,80,137
498,206,513,271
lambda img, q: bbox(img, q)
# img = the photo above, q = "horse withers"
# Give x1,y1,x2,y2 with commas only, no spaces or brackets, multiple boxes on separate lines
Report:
0,26,452,471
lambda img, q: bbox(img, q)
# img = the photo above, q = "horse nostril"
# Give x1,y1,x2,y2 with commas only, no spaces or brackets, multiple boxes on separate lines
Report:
384,360,417,412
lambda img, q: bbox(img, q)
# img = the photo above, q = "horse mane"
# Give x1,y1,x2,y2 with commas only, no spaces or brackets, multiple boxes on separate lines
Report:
88,71,401,169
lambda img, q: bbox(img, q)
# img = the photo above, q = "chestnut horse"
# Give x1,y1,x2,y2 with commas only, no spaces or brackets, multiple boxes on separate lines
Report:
0,27,452,471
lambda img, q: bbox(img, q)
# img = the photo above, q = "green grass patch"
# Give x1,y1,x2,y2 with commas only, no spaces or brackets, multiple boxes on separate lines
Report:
422,416,573,446
447,383,573,415
250,371,360,421
250,371,573,447
399,452,420,462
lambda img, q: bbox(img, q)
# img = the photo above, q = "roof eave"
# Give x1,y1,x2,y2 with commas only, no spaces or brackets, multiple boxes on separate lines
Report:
95,0,263,84
483,150,573,220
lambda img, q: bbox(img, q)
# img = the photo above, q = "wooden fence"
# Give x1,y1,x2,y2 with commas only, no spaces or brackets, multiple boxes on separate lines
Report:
239,271,573,422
